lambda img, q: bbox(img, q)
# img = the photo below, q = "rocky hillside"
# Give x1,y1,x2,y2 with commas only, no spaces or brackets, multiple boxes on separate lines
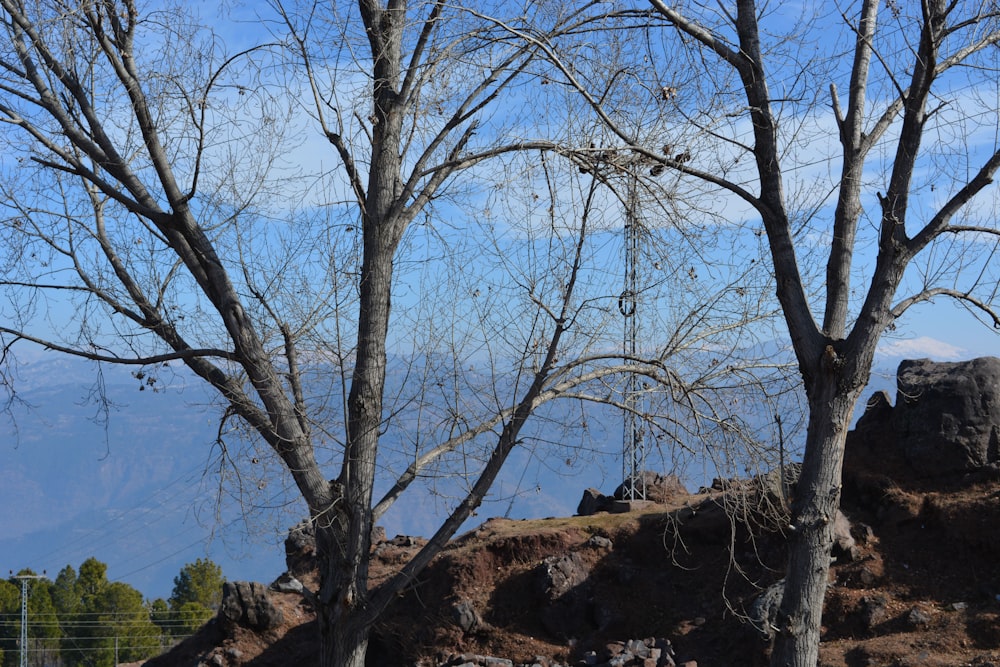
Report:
144,358,1000,667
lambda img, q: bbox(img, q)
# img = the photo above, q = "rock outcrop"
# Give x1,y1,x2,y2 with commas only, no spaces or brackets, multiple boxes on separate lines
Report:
849,357,1000,477
151,356,1000,667
284,519,316,577
892,357,1000,475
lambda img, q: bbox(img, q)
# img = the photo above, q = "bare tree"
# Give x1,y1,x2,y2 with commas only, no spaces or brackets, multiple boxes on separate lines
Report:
611,1,1000,664
0,1,793,665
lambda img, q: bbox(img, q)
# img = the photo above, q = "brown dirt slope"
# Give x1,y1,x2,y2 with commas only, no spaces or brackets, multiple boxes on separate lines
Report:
147,436,1000,667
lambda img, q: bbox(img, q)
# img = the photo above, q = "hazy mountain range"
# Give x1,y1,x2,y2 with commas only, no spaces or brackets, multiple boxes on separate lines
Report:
0,354,624,599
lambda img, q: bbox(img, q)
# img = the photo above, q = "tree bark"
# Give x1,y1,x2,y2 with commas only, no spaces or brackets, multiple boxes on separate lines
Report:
770,358,862,666
319,608,369,667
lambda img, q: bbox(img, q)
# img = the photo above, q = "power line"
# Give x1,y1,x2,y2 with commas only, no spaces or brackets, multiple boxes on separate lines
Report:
24,461,218,571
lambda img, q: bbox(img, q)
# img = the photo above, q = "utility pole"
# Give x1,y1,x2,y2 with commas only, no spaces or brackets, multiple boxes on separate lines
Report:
11,572,46,667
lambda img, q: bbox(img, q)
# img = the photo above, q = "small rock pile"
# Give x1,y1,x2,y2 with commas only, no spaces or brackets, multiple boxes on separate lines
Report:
577,473,688,516
437,638,691,667
579,638,683,667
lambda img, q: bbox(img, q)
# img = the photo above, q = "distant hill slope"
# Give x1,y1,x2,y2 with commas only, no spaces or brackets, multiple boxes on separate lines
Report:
0,354,625,598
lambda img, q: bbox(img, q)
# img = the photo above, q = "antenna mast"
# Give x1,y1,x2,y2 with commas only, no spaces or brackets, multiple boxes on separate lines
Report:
620,174,646,500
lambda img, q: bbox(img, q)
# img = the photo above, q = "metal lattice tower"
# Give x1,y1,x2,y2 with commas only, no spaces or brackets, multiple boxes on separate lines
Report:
13,574,45,667
620,178,646,501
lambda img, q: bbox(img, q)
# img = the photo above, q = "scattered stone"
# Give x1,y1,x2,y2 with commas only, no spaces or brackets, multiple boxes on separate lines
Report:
573,637,676,667
459,634,681,666
440,654,515,667
907,606,932,627
587,535,613,550
605,641,625,658
452,599,484,634
625,639,648,658
860,594,891,629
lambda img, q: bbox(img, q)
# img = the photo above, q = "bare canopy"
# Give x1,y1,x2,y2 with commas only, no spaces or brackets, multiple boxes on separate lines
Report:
0,1,792,666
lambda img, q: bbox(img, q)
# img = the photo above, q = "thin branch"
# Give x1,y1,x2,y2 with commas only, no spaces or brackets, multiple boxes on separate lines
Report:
0,328,236,364
907,149,1000,255
890,287,1000,327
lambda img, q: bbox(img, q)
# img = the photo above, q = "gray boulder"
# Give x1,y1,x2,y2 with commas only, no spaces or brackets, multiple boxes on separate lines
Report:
892,357,1000,475
747,579,784,641
831,509,858,562
536,552,590,601
452,599,484,634
577,488,615,516
219,581,283,633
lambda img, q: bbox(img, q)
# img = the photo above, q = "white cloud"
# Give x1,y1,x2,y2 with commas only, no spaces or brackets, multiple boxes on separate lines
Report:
876,336,965,361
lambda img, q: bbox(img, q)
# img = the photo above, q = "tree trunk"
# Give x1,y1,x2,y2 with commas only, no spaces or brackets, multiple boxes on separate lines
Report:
770,371,861,667
314,518,375,667
319,611,370,667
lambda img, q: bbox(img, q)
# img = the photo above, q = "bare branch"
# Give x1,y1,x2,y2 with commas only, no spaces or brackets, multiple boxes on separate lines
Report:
907,149,1000,255
0,327,235,364
891,287,1000,327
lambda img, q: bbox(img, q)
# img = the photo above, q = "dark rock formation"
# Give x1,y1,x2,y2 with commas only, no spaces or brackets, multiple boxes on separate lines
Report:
219,581,283,633
284,519,316,577
536,552,590,601
577,488,614,515
892,357,1000,475
847,357,1000,479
